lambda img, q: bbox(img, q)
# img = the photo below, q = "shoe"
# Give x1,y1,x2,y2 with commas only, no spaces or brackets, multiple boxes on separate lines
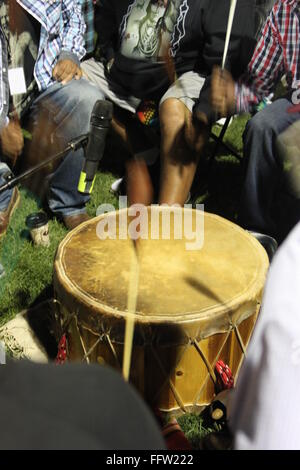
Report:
0,188,20,239
110,177,125,195
63,212,91,230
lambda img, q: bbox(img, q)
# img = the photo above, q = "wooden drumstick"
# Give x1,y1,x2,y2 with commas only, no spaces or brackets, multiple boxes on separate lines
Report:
222,0,238,70
122,242,140,381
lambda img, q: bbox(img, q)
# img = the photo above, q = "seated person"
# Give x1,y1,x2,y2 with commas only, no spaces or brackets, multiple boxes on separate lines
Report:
211,0,300,242
0,0,105,237
82,0,256,206
0,17,23,238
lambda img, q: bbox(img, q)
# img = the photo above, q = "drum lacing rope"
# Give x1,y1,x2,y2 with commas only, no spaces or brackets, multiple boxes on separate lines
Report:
105,334,121,369
53,299,73,338
150,346,187,413
192,331,231,406
233,325,247,357
81,335,102,363
74,324,121,369
74,317,90,364
193,339,217,384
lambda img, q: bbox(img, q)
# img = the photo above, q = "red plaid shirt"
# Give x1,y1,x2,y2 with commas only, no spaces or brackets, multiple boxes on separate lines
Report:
236,0,300,112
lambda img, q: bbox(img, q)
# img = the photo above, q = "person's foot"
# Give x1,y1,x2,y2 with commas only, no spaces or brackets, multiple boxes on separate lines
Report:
0,188,20,239
63,212,91,230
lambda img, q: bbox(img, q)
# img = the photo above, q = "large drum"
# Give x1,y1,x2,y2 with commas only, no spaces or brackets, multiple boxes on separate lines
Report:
54,207,268,412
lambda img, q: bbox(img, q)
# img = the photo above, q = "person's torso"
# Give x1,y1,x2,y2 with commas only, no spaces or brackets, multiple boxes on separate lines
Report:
106,0,255,100
0,0,40,117
105,0,205,100
0,0,85,114
115,0,204,62
275,0,300,90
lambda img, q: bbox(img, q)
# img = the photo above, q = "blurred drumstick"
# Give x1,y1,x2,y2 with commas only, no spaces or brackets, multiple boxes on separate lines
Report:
222,0,238,70
122,242,140,381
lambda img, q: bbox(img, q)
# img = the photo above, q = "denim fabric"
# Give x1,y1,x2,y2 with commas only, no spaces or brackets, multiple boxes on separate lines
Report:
0,161,13,212
239,98,300,238
29,78,105,217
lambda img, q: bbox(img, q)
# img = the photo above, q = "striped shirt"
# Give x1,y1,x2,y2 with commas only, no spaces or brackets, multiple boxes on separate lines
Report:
18,0,86,92
236,0,300,112
81,0,94,54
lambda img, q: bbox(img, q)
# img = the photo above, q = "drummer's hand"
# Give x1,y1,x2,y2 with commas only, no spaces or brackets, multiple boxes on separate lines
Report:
0,118,24,164
52,59,82,85
211,66,236,116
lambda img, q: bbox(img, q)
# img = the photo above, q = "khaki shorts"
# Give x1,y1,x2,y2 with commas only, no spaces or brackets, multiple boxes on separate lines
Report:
81,58,205,114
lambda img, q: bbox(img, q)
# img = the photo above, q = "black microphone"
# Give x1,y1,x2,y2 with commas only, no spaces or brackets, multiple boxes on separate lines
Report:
78,100,113,194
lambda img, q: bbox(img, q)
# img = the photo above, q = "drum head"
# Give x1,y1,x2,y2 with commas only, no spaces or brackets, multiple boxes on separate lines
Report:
54,208,268,330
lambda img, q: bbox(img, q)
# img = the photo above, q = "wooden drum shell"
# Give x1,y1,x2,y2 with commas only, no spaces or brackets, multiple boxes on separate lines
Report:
54,208,269,411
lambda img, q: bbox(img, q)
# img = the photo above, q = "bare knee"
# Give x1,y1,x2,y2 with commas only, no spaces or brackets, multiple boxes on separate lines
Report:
159,98,186,138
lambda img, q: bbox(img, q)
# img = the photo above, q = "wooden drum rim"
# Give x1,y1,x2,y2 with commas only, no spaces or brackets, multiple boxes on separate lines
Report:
54,208,269,328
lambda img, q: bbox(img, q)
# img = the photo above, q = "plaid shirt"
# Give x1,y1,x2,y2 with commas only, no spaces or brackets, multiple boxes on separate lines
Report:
18,0,86,92
236,0,300,112
81,0,94,54
0,27,9,129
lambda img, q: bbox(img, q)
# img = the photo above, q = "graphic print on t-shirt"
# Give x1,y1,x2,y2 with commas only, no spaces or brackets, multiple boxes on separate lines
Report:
120,0,183,60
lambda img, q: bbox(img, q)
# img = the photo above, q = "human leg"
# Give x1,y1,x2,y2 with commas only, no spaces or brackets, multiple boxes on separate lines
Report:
82,59,155,206
239,98,300,237
0,161,13,212
158,72,208,206
29,78,105,219
0,157,20,238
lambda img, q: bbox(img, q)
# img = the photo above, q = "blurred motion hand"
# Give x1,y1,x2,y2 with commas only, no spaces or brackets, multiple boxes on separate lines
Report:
0,119,24,164
211,66,236,116
52,59,82,85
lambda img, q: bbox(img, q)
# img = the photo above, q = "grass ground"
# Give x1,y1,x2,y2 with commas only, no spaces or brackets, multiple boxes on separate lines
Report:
0,115,249,447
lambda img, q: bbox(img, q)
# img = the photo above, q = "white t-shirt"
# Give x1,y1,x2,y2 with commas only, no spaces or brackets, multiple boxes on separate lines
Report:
120,0,181,60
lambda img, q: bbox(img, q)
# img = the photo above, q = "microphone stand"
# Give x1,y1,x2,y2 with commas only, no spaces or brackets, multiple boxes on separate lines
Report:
0,135,88,194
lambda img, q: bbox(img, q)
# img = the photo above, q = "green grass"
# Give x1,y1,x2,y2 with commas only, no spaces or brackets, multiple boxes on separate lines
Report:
0,172,119,326
178,413,216,448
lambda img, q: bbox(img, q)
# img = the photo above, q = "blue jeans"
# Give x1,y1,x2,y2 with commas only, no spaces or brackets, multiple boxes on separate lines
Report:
0,161,13,212
239,98,300,240
0,78,105,216
31,78,105,217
